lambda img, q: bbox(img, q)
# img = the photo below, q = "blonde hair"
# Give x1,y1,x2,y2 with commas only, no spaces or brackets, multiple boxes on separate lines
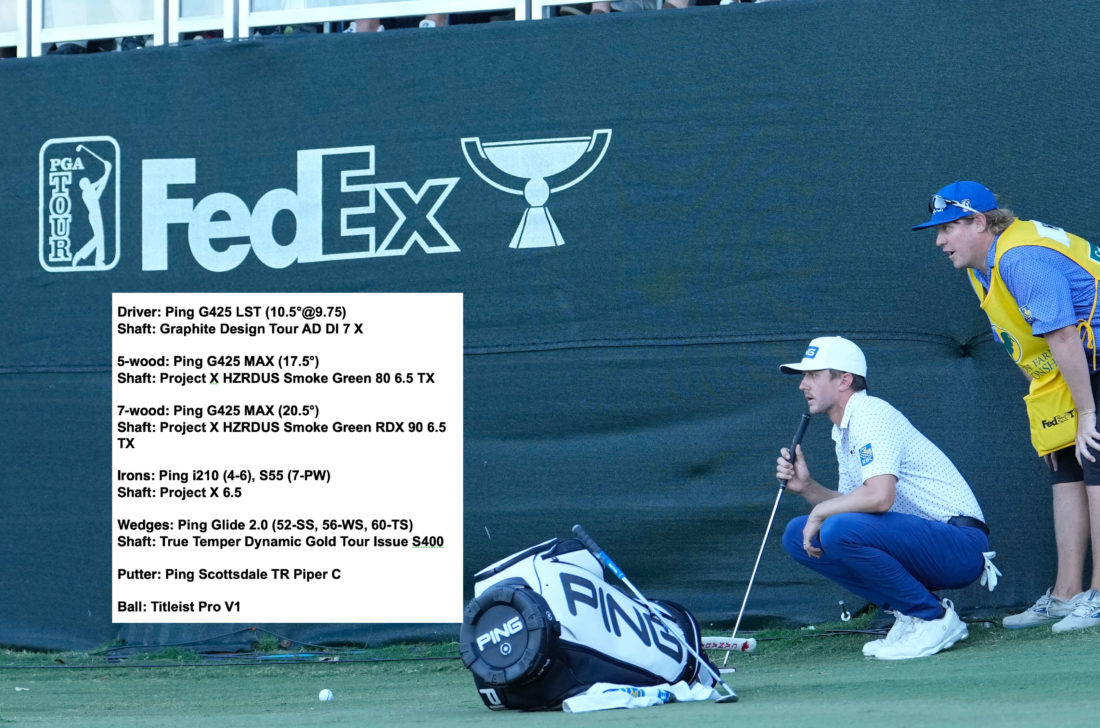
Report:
981,207,1016,235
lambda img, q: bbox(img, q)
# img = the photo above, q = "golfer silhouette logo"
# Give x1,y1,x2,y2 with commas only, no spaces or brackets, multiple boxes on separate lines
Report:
39,137,120,272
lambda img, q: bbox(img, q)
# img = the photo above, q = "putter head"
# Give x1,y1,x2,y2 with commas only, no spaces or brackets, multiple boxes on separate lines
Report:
711,679,739,703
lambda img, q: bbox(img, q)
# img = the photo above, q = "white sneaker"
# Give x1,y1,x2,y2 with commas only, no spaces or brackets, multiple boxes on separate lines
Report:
1051,589,1100,633
874,599,968,660
862,612,914,657
1003,588,1074,629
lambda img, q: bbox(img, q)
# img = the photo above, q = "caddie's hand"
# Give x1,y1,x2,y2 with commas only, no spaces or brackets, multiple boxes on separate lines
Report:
1076,409,1099,464
1044,450,1059,472
801,512,824,559
778,444,811,492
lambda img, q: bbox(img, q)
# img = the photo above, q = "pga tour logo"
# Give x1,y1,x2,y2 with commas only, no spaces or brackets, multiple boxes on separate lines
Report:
39,137,120,272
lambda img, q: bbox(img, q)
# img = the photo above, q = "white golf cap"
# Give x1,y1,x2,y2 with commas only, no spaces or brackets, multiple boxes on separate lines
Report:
780,336,867,377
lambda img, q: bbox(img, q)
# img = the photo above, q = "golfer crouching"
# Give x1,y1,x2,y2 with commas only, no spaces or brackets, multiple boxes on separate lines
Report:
776,336,999,659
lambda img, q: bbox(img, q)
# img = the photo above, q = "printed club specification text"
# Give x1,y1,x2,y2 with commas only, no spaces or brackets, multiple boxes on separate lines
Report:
112,293,462,623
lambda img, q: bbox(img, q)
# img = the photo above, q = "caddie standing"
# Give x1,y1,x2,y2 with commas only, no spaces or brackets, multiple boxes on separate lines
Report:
913,181,1100,632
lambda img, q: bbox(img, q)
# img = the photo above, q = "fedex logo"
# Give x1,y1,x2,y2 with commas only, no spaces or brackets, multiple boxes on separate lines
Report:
141,146,459,272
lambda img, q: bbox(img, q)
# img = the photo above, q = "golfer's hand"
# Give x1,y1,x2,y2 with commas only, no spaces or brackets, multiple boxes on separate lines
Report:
1076,410,1100,464
801,512,824,559
778,444,811,493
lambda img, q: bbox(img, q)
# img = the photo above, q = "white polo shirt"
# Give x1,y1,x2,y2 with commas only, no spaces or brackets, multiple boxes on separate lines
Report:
833,391,985,522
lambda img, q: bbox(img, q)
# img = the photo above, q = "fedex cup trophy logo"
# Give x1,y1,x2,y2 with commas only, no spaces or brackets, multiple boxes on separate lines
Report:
461,130,611,249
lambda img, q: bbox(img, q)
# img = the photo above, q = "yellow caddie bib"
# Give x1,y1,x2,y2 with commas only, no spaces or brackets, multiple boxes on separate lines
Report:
967,219,1100,455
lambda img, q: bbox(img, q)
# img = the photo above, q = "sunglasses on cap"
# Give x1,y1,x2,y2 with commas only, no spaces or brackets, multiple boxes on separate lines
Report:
929,194,981,216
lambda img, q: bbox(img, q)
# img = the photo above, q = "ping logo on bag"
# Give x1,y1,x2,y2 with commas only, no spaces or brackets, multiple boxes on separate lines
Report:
558,572,683,662
476,615,524,651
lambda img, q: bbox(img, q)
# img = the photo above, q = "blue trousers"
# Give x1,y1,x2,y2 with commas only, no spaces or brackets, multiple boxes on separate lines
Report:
782,512,989,620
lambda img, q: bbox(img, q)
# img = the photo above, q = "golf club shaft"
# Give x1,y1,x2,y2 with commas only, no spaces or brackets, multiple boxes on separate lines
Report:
571,524,738,702
721,413,811,667
76,144,106,164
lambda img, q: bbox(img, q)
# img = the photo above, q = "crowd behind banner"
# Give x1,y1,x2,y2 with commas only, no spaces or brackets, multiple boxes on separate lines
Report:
0,0,775,59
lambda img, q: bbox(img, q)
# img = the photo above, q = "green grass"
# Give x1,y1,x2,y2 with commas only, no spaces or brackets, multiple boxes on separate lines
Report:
2,621,1099,727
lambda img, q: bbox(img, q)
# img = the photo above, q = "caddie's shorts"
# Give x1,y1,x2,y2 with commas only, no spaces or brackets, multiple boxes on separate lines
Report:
1048,370,1100,486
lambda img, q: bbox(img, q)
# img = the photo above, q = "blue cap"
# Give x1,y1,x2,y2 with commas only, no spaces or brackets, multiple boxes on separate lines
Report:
911,181,997,230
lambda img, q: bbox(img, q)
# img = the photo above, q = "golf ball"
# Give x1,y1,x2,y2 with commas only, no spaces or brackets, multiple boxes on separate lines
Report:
318,689,334,702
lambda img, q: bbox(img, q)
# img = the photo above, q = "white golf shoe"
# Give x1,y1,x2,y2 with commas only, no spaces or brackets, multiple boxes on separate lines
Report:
874,599,967,660
862,611,914,657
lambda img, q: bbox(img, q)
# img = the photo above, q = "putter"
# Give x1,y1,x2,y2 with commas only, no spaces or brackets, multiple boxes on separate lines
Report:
721,413,812,669
571,524,740,704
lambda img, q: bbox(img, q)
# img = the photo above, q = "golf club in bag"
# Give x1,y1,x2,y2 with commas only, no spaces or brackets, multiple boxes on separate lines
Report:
721,413,812,668
459,534,723,710
571,524,740,704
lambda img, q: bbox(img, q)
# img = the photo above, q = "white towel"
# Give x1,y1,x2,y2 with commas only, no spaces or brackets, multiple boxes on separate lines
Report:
561,681,718,713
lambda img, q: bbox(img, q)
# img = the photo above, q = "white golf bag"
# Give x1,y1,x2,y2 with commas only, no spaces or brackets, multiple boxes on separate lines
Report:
459,537,716,711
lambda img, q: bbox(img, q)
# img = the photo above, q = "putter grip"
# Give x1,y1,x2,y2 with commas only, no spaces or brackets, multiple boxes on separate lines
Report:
779,413,812,485
790,413,812,452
